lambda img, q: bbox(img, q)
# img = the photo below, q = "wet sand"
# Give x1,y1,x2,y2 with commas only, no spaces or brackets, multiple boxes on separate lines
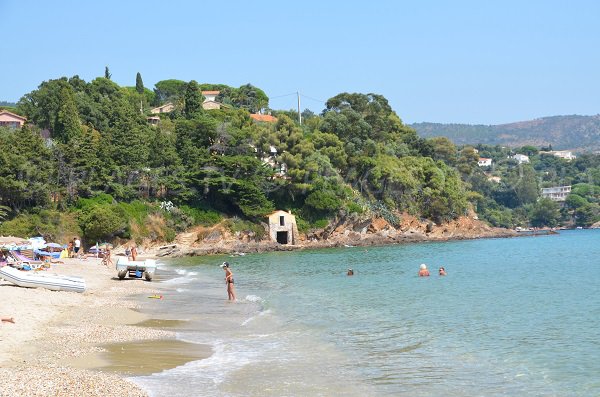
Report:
0,257,202,396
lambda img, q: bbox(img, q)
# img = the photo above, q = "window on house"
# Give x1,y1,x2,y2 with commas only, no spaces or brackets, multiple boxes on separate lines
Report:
280,216,285,226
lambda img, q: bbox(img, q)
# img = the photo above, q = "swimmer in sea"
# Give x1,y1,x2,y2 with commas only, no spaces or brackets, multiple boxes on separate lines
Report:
347,268,354,276
439,267,447,276
220,262,236,301
418,264,430,277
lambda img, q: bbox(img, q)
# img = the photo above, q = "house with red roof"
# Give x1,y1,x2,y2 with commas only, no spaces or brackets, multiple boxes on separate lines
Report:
0,110,27,128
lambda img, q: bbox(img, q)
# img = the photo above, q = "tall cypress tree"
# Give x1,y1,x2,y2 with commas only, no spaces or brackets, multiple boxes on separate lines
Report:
55,86,82,144
183,80,203,119
136,72,144,94
104,66,111,80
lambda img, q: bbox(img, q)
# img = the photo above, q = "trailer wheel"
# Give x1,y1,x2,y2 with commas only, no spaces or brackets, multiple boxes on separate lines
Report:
117,270,127,280
144,272,153,281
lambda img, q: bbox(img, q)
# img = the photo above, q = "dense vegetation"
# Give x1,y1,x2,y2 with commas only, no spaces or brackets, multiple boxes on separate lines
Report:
456,144,600,228
0,74,469,244
1,73,599,244
412,115,600,151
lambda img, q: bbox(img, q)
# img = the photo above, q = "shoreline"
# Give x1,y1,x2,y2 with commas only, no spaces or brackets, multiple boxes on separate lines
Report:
0,228,560,396
0,257,201,397
166,224,526,258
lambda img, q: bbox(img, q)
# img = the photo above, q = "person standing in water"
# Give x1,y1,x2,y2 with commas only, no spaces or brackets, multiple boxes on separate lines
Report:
220,262,236,301
418,264,430,277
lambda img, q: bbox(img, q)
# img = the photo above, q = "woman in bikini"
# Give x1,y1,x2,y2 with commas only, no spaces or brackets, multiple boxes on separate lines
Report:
220,262,236,301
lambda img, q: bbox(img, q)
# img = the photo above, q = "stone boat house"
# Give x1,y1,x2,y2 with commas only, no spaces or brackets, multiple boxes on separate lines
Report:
267,210,298,244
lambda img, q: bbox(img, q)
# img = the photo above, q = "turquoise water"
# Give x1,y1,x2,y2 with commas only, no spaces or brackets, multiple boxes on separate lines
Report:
132,230,600,396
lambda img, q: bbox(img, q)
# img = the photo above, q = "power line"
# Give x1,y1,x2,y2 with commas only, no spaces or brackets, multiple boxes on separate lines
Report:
299,93,327,104
269,92,298,100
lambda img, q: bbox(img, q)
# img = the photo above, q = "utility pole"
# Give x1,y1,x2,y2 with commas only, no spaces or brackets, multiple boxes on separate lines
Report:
297,91,302,125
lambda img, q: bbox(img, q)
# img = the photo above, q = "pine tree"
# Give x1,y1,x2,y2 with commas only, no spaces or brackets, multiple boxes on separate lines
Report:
136,72,144,94
104,66,111,80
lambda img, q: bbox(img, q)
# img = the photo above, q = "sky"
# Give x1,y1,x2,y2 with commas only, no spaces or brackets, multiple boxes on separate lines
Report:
1,0,600,124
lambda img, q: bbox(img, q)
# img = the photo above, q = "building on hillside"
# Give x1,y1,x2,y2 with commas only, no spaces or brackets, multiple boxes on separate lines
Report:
201,91,219,102
541,150,577,161
487,176,502,183
147,116,160,126
250,113,278,123
0,110,27,128
267,210,298,244
150,102,175,114
511,154,530,164
201,91,221,110
478,157,492,167
541,185,571,202
260,145,288,178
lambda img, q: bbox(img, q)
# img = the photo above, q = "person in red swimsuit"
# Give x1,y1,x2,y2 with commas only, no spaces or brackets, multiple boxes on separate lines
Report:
418,264,430,277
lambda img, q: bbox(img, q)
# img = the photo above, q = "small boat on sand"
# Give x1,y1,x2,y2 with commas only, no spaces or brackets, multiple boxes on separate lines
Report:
0,265,86,293
116,257,157,281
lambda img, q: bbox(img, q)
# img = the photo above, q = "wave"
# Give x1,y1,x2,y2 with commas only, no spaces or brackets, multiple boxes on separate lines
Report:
244,294,264,303
241,309,272,326
161,276,197,285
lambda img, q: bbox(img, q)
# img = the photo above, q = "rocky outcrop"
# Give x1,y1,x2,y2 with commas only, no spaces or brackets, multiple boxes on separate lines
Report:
145,211,517,258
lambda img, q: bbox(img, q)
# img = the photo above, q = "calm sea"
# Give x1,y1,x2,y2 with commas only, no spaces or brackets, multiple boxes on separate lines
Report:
131,229,600,397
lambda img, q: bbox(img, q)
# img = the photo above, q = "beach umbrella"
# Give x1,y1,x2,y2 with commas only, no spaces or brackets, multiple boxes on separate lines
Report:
45,242,63,248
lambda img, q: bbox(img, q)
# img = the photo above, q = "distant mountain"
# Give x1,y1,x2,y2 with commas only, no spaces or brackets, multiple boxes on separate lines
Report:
411,114,600,151
0,101,17,108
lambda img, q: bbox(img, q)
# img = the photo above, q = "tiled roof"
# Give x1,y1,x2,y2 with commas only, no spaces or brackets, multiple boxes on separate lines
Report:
201,90,220,95
0,110,27,121
250,114,278,123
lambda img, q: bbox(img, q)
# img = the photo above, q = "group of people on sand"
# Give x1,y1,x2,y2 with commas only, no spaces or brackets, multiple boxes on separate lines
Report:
418,264,446,277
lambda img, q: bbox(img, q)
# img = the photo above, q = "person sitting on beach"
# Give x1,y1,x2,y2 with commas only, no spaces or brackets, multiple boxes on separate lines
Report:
439,267,447,276
347,268,354,276
220,262,236,301
1,317,15,324
418,264,430,277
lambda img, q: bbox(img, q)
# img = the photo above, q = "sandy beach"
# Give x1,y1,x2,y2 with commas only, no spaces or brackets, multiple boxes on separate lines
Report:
0,256,205,397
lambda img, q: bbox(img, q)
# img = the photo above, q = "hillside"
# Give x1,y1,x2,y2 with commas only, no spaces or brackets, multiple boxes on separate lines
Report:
411,114,600,151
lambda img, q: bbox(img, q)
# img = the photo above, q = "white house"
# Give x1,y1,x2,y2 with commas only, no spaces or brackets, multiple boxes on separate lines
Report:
511,154,530,164
478,157,493,167
266,210,298,244
545,150,576,161
541,185,571,202
201,91,221,110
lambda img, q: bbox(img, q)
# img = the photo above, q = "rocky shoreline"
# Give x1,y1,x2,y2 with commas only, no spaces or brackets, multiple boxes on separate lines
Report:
156,213,522,258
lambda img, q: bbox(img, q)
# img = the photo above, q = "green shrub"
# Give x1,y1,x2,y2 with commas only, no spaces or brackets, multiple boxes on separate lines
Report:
312,219,329,229
164,227,177,242
224,218,266,240
179,205,222,226
345,201,364,215
295,217,310,233
80,205,129,242
0,210,81,242
75,193,114,211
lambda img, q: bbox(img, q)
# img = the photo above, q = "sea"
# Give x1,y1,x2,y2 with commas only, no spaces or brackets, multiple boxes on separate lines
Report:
130,229,600,397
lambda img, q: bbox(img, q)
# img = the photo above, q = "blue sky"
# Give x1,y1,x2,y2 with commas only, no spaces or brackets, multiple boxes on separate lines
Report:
1,0,599,124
